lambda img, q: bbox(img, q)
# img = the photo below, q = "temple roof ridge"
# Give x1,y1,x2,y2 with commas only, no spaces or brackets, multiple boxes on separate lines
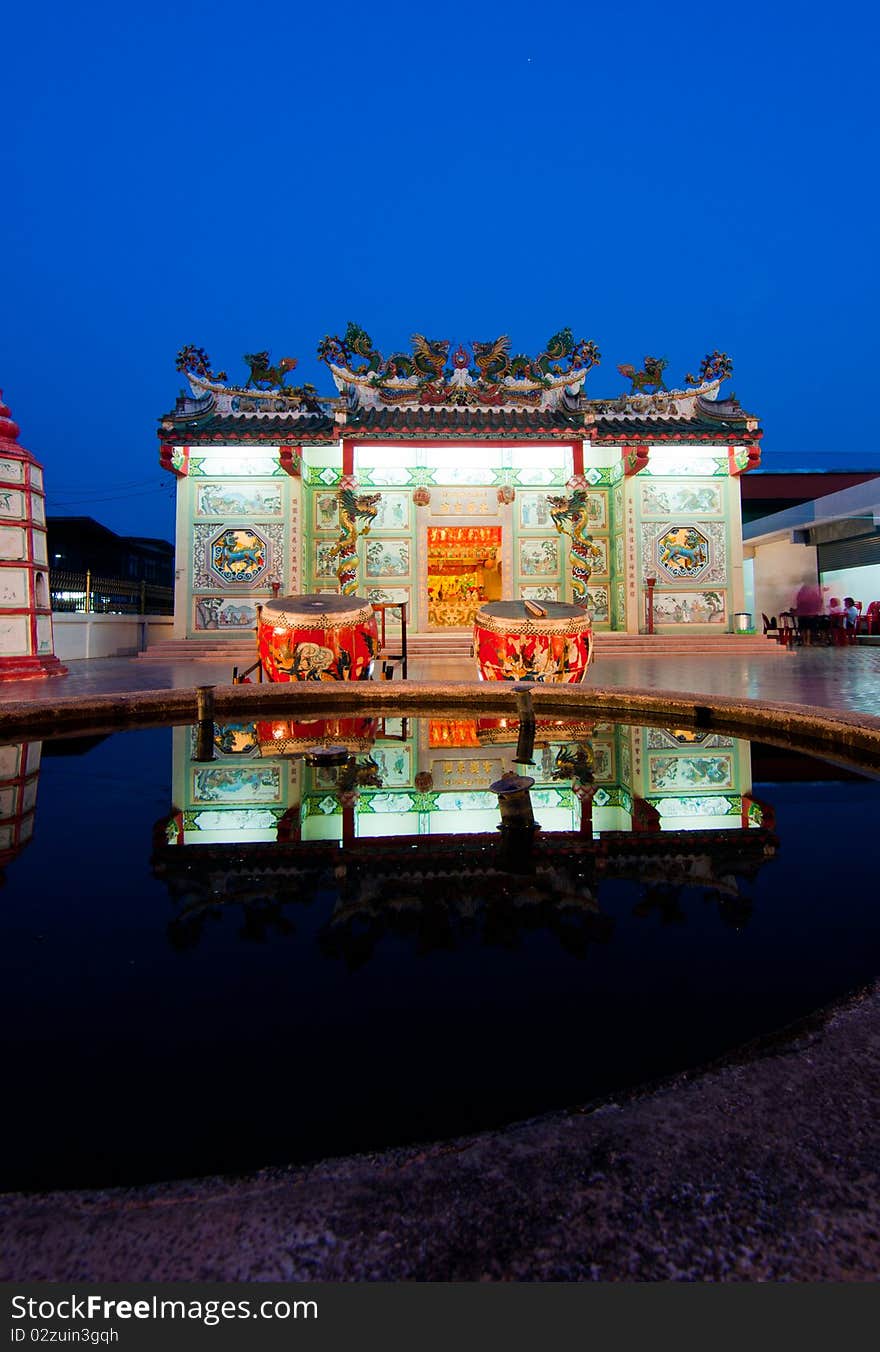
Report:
161,336,758,443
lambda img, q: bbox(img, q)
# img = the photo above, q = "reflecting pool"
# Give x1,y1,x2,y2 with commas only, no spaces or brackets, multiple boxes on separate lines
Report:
1,712,878,1192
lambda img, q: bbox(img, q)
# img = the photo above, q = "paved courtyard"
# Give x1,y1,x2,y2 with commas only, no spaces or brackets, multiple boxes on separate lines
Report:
2,644,880,716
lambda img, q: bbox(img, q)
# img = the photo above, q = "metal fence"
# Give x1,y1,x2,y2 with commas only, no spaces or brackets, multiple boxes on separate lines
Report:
49,569,174,615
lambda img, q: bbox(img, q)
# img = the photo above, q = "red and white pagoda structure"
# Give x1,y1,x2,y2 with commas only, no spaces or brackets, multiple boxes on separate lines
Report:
0,391,66,680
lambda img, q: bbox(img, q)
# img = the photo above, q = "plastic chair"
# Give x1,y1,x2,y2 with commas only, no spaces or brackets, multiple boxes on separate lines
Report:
857,601,880,635
777,611,799,646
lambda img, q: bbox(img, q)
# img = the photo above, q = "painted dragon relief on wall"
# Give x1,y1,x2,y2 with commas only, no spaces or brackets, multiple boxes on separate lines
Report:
640,521,727,586
193,522,284,589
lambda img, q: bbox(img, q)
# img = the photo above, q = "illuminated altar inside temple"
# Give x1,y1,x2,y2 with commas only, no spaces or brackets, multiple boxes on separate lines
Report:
426,526,502,628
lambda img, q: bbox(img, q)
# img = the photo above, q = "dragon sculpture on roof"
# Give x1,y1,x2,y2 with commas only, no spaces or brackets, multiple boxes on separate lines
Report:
175,345,323,410
318,323,601,408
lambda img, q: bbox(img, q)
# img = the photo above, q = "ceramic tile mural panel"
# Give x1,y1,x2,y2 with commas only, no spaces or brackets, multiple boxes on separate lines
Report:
314,539,338,579
372,492,410,531
206,723,261,757
189,454,282,478
313,492,339,531
513,467,567,487
613,535,625,577
370,745,413,786
190,808,281,832
647,753,734,792
653,796,739,819
640,482,723,517
367,585,410,607
366,539,410,577
646,727,734,749
641,521,726,586
437,468,495,488
191,765,282,805
520,584,559,602
306,466,342,488
194,597,259,630
432,791,497,812
587,537,609,576
619,736,632,785
518,492,556,531
193,522,283,589
615,580,626,628
210,528,270,583
0,490,24,518
519,538,559,576
582,491,608,530
643,456,726,477
586,585,610,622
357,466,412,487
656,525,710,579
195,483,283,517
650,591,726,624
359,792,417,814
592,742,614,781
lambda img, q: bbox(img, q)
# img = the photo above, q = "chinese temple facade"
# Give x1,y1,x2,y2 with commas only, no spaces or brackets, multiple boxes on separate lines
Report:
159,328,762,643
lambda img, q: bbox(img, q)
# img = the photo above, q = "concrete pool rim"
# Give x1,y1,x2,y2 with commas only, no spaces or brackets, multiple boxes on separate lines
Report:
2,680,880,773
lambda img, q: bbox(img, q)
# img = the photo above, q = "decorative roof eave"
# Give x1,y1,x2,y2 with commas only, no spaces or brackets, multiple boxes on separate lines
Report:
344,427,582,441
592,427,762,448
341,406,585,438
158,422,339,446
590,426,763,445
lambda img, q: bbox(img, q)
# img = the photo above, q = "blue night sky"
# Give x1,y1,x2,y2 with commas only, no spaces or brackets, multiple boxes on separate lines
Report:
2,0,879,542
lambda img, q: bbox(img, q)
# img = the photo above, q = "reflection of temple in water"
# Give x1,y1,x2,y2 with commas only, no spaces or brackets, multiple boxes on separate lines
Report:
155,715,778,956
0,742,41,879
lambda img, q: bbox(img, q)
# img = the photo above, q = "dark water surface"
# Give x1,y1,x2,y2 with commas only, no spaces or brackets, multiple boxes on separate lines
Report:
1,725,878,1191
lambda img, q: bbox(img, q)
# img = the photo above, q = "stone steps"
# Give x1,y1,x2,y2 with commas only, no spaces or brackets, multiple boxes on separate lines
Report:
138,632,785,663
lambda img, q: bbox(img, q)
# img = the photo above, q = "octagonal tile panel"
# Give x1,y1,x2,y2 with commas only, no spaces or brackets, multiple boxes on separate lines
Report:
656,525,710,580
209,527,269,583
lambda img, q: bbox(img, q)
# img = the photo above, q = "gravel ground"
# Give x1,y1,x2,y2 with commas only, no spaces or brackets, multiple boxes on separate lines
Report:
2,985,878,1281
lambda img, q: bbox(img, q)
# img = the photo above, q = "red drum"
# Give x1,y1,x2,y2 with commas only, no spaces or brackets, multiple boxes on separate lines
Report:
476,716,596,745
258,594,378,682
256,717,378,756
473,601,593,683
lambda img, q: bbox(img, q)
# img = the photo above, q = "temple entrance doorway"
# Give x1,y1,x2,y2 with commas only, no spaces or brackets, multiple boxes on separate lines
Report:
426,525,502,628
